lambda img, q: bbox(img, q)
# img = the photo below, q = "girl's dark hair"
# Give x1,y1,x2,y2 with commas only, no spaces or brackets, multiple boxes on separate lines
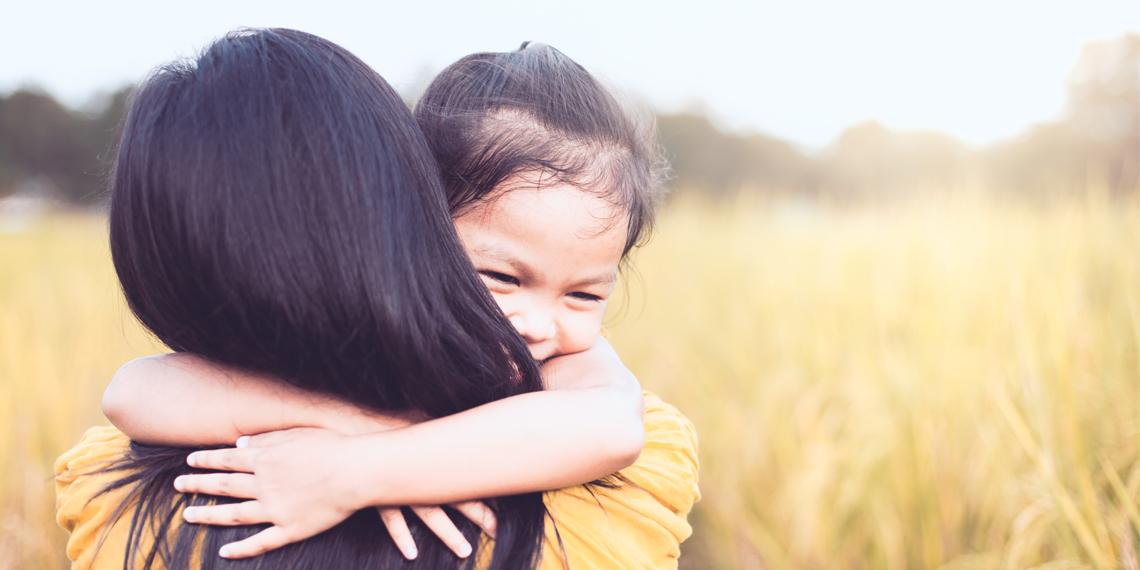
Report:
103,28,546,569
414,42,667,256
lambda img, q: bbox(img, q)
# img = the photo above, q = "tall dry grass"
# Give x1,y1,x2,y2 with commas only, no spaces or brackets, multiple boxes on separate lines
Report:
0,214,165,568
609,194,1140,569
2,196,1139,568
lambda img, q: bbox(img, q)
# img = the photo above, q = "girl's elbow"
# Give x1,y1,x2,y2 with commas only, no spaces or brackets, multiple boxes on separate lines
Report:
101,374,131,426
101,358,151,430
101,385,141,436
100,385,127,427
607,419,645,470
600,387,645,469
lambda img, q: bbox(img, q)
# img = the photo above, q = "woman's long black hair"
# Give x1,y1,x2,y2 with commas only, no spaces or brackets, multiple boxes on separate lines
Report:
102,28,546,569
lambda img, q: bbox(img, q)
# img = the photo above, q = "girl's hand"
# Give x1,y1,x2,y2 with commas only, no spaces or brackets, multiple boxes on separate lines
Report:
176,428,496,560
377,502,496,560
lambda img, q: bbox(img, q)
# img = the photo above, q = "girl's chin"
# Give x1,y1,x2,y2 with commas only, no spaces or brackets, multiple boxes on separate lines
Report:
527,347,557,364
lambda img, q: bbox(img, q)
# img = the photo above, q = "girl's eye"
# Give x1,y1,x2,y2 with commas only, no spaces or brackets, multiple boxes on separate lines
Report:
568,291,603,303
480,271,520,286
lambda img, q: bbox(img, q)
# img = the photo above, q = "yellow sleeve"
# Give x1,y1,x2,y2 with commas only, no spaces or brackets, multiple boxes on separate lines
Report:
620,390,702,517
54,425,139,570
538,389,701,569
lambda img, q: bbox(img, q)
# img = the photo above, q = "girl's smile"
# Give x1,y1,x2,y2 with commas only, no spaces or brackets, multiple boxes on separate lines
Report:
454,174,628,362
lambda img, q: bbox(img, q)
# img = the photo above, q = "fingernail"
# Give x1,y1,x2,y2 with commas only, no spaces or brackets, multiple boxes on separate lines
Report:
186,453,198,467
183,507,199,521
458,543,472,558
219,545,234,558
236,436,250,448
407,546,418,560
174,477,185,491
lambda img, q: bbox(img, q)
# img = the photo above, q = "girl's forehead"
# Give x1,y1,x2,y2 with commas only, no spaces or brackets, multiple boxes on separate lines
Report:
454,183,629,270
462,180,625,231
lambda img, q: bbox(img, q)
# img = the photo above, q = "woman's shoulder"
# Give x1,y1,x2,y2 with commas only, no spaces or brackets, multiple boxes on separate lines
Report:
54,425,136,569
628,389,701,512
538,389,701,569
639,389,700,469
55,425,131,480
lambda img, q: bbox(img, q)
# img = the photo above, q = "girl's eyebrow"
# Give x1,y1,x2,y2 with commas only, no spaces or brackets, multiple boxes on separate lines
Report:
474,244,540,282
568,272,617,289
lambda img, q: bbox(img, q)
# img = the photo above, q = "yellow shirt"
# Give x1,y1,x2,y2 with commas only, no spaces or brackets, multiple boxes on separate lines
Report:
55,390,700,569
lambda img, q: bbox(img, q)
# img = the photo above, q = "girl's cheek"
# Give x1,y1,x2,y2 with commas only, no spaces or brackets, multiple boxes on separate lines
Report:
557,312,605,355
488,291,513,316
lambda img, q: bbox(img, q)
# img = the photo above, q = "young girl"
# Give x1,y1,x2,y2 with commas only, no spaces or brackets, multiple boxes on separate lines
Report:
97,42,696,566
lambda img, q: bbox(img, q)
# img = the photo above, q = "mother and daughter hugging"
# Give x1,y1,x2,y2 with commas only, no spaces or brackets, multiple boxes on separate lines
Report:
54,27,700,569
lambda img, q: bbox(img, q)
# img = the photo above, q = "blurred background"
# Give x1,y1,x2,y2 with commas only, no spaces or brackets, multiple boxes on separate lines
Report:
3,1,1139,568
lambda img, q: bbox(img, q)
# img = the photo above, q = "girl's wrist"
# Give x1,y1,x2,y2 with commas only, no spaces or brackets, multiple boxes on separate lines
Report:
340,431,397,509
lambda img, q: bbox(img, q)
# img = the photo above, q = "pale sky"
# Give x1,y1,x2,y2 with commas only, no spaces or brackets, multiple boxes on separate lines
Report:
4,0,1139,149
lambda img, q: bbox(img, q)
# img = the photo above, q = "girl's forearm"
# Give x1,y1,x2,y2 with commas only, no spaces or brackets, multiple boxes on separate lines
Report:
345,382,644,507
103,354,403,445
106,341,645,506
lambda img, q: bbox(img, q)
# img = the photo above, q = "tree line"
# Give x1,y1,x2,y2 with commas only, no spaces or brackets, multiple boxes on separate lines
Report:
2,34,1137,206
657,33,1139,202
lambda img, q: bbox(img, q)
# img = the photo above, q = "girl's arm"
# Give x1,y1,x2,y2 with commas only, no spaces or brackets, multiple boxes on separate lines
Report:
102,354,413,445
346,338,644,503
103,338,644,497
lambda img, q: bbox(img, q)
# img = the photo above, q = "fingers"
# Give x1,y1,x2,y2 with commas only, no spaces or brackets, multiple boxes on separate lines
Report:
378,507,418,560
452,500,497,538
186,448,256,473
217,526,294,559
412,506,472,559
183,500,269,526
174,473,258,499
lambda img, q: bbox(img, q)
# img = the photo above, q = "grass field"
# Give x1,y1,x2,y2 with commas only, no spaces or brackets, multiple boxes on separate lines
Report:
3,196,1140,569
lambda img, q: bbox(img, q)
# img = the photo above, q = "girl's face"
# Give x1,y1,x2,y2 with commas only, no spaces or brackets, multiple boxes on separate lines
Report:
454,177,628,362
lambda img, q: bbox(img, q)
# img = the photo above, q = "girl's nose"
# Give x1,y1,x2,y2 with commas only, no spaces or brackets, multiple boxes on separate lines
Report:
508,313,556,343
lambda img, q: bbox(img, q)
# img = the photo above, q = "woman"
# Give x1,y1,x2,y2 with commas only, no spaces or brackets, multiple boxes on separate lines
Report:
55,28,698,569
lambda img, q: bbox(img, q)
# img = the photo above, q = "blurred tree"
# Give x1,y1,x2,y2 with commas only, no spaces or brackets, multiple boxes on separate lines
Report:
657,113,750,195
0,86,129,204
1,34,1137,207
1064,33,1140,194
983,122,1091,200
657,113,817,197
824,121,974,200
